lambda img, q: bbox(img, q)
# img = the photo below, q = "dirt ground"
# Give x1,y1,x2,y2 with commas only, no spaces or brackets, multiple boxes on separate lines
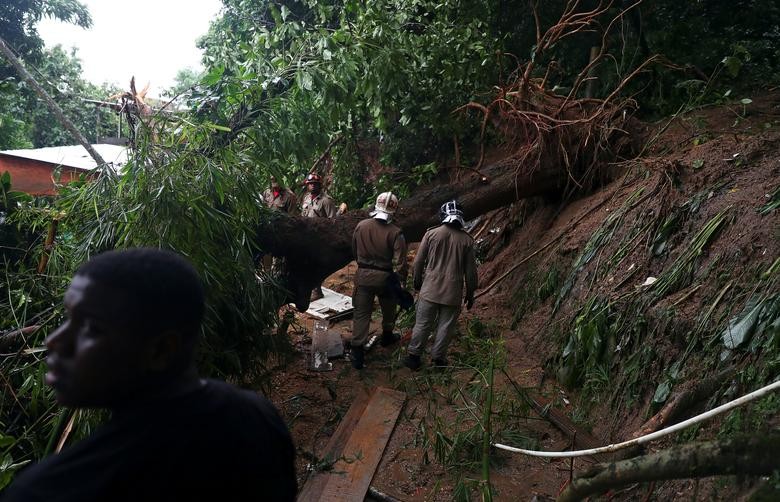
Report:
264,91,780,501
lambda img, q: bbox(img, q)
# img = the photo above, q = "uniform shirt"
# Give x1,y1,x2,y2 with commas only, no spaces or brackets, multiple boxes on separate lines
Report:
301,193,336,218
2,380,297,502
262,188,297,213
352,217,408,287
413,224,478,306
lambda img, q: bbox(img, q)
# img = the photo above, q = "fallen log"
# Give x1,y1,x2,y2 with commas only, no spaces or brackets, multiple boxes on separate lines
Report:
260,160,566,310
557,433,780,502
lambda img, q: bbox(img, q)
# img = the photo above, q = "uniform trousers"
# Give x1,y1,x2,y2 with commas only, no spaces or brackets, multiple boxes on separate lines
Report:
351,284,397,347
408,297,461,360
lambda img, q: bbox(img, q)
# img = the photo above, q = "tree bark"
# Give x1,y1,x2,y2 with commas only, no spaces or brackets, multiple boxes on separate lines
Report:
557,434,780,502
258,160,564,310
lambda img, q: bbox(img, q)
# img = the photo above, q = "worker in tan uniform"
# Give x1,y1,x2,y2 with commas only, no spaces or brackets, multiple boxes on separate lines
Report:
349,192,408,370
260,176,297,272
262,176,297,214
301,173,337,219
301,173,337,300
404,200,478,370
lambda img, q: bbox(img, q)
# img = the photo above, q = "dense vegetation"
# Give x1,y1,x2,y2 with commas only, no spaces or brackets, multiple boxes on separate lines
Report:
1,0,779,495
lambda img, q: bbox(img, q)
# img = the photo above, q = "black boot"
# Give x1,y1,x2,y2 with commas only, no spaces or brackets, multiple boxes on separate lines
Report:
379,330,401,347
350,346,365,370
432,357,449,370
403,353,421,371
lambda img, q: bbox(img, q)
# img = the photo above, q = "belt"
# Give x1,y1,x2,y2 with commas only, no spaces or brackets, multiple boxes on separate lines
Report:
357,262,393,273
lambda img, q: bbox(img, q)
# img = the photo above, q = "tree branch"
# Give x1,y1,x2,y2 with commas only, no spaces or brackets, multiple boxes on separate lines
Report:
558,434,780,502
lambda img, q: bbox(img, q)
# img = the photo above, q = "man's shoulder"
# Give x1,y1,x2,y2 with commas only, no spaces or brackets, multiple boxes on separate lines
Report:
355,218,373,231
425,224,443,233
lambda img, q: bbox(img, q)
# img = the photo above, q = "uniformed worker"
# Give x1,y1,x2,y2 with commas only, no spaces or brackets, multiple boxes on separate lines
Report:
404,200,478,370
300,173,336,219
262,176,297,214
260,177,297,272
349,192,408,370
300,173,337,300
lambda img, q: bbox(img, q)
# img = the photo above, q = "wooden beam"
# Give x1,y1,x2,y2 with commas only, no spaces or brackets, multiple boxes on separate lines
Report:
299,387,406,502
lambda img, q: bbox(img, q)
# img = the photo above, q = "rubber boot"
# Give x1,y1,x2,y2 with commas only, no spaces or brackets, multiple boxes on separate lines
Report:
351,345,365,370
403,353,421,371
379,330,401,347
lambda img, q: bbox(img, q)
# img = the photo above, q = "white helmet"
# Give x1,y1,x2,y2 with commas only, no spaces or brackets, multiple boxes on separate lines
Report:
370,192,398,221
439,200,465,226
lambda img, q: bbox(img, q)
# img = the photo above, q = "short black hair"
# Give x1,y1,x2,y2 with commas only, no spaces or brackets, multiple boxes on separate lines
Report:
76,248,205,341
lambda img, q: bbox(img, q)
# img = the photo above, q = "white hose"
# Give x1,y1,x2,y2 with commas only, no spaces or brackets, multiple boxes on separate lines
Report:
493,379,780,458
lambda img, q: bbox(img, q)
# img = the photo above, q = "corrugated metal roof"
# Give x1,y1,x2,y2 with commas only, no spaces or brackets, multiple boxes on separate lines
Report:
0,144,128,171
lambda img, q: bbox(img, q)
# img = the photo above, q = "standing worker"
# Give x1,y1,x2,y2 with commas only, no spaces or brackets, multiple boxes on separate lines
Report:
350,192,408,370
404,200,478,371
263,176,297,214
301,173,336,219
260,176,297,271
301,173,337,300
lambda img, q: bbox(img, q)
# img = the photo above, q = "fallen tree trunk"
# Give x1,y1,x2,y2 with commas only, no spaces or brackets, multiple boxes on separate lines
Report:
557,434,780,502
258,160,565,310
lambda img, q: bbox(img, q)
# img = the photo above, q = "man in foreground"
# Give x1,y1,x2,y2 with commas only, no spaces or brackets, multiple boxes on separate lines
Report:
350,192,408,369
3,248,297,502
404,200,478,370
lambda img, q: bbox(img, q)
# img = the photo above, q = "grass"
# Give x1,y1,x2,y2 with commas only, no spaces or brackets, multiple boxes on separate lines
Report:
398,318,537,501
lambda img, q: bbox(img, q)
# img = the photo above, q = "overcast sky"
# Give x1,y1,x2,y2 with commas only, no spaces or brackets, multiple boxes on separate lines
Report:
38,0,223,97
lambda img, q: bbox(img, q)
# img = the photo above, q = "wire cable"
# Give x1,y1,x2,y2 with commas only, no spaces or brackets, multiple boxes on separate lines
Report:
493,379,780,458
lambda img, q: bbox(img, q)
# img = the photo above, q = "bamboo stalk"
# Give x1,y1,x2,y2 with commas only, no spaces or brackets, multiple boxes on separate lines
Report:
481,352,495,502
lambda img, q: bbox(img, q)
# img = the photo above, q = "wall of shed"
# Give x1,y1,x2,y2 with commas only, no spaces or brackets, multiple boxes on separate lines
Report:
0,155,88,195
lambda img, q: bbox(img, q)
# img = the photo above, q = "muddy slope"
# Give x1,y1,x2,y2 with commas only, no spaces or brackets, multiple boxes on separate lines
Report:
267,93,779,501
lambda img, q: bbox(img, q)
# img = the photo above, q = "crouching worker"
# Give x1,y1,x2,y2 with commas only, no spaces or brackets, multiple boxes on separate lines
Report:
404,200,478,370
2,248,297,502
350,192,408,370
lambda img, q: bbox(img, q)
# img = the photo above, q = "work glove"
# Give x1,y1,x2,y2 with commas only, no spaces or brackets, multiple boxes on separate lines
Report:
465,296,474,310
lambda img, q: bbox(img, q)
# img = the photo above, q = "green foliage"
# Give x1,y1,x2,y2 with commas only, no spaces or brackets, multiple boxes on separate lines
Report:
195,0,505,207
24,45,120,147
0,0,91,65
0,45,120,149
557,297,614,389
53,120,288,378
163,67,203,99
402,323,534,501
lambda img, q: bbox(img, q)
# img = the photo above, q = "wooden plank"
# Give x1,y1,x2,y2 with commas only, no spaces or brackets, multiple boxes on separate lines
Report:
317,387,406,502
297,389,371,501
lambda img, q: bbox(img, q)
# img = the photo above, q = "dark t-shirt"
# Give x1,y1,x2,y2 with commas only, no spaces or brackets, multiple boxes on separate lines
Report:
2,379,297,502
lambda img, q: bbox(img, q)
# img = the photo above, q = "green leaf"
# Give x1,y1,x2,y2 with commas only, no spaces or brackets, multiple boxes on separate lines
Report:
201,66,224,86
653,380,672,405
297,71,313,91
0,434,14,448
692,159,704,170
204,122,232,132
740,98,752,105
722,56,742,78
722,297,764,349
